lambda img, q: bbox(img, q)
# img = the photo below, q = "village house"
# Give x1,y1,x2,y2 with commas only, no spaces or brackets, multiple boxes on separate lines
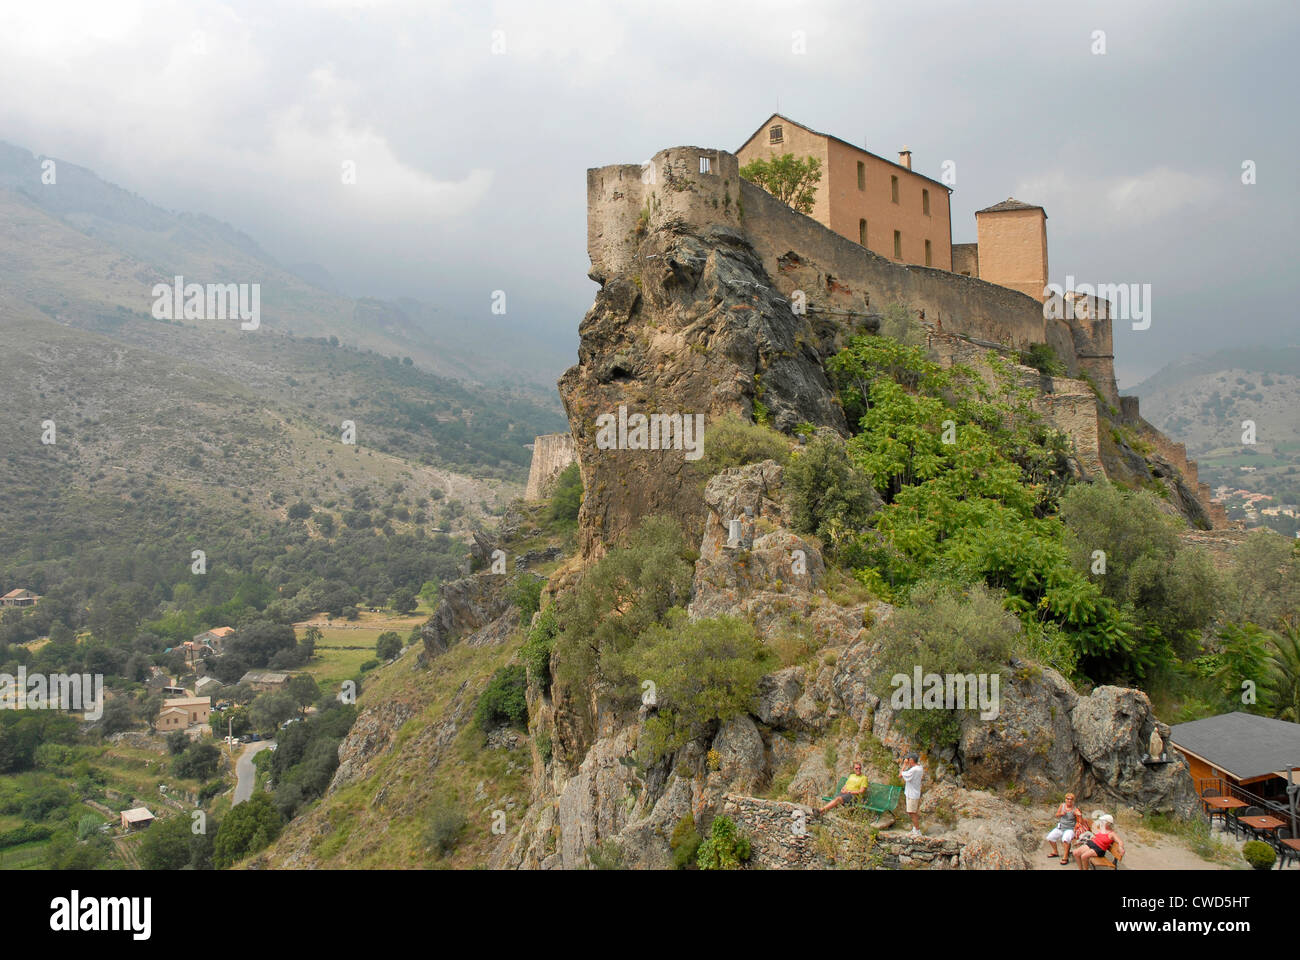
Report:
194,676,224,696
120,807,154,831
192,626,234,654
156,695,211,731
1,588,40,608
238,669,291,692
156,706,188,731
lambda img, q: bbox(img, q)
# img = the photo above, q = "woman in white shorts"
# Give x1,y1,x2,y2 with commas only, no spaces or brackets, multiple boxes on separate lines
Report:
1046,793,1085,865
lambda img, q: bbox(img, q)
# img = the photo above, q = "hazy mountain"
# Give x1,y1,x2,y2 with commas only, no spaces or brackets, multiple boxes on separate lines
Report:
1133,346,1300,513
0,140,571,391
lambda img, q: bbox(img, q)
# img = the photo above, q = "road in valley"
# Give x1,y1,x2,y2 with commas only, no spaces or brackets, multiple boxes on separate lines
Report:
232,740,274,805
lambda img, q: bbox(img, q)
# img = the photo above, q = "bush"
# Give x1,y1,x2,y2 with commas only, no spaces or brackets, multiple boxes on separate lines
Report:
475,665,528,730
376,631,403,661
520,604,558,687
694,413,790,476
212,792,282,868
1242,840,1276,870
549,463,583,524
424,802,465,858
785,432,879,548
586,838,626,870
619,610,773,762
696,815,752,870
551,516,694,696
868,582,1021,749
1017,342,1067,376
670,813,701,869
511,574,544,627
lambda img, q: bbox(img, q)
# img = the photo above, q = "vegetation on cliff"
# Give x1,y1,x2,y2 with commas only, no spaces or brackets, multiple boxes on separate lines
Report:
807,332,1300,717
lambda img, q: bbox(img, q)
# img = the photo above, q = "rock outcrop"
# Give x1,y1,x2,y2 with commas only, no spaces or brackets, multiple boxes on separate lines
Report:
503,460,1196,869
419,574,513,660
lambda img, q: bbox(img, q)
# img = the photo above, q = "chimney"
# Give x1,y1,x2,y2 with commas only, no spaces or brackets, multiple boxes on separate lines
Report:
898,147,912,170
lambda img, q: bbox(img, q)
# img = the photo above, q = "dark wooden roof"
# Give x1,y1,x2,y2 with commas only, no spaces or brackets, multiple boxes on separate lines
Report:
1170,711,1300,781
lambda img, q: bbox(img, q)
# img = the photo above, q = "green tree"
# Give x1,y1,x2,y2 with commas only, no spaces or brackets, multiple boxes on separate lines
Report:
620,611,773,762
549,463,583,524
739,153,823,213
1059,483,1221,656
376,631,403,661
389,587,417,614
287,673,321,715
139,814,193,870
785,432,880,549
249,691,297,734
173,742,221,781
1262,619,1300,722
212,792,282,868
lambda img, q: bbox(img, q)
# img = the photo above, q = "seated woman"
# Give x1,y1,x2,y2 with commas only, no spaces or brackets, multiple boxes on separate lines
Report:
1046,793,1086,865
1072,814,1123,869
815,761,868,816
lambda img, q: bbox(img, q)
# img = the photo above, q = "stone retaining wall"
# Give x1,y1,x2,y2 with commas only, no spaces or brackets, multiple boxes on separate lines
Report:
721,794,964,870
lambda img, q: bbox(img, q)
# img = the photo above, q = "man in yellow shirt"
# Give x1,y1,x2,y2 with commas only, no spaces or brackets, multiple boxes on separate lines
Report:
816,761,869,815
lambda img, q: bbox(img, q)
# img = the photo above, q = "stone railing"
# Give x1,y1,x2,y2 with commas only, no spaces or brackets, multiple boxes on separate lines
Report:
720,794,964,870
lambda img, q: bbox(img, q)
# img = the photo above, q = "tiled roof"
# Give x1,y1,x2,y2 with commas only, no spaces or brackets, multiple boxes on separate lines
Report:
738,113,953,192
976,197,1044,214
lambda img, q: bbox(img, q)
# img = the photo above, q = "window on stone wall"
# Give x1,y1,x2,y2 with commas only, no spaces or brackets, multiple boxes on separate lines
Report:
769,125,783,144
925,239,933,266
699,156,711,174
859,219,867,246
891,175,899,204
923,188,931,216
893,230,902,259
857,162,865,191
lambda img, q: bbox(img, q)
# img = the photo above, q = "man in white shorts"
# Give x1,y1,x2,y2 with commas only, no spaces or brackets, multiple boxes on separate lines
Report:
900,752,924,836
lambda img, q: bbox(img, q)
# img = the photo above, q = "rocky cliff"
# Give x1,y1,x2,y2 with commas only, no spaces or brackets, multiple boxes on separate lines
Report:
565,146,1215,562
501,459,1197,869
262,145,1212,872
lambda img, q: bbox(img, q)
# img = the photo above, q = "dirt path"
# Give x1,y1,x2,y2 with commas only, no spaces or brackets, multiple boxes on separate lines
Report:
1030,824,1236,870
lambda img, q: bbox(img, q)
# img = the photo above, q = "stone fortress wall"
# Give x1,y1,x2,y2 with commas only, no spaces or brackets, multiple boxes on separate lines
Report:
587,147,1116,387
563,144,1216,525
524,432,576,501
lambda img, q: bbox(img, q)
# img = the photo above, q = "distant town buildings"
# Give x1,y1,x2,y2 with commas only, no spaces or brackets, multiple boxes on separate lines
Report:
156,696,211,731
120,807,155,831
238,670,291,692
1,589,40,608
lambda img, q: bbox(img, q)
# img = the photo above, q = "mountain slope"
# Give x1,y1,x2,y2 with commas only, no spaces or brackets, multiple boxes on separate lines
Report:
1133,347,1300,515
0,140,570,388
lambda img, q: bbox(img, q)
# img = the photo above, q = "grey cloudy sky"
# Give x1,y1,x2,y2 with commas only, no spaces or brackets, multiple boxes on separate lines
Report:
3,0,1296,386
